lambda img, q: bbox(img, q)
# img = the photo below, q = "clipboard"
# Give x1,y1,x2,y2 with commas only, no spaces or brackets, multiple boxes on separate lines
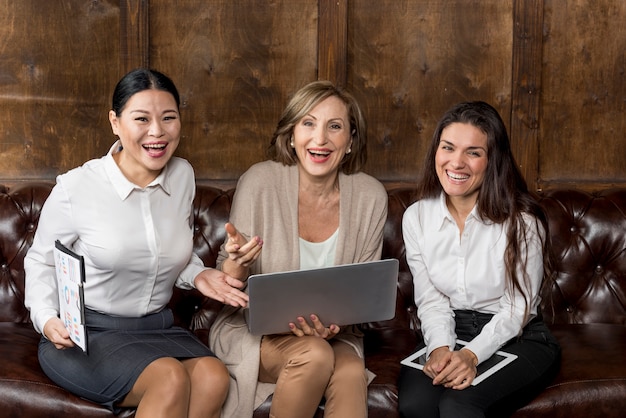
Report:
53,240,88,353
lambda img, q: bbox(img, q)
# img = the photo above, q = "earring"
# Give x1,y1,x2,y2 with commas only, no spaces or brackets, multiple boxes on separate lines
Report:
346,148,352,154
290,136,295,148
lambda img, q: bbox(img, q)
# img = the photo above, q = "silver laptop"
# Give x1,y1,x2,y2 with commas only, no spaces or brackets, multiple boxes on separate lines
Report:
244,258,399,336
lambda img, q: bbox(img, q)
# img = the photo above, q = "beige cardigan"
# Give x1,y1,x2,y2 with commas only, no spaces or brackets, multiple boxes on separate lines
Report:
209,161,388,418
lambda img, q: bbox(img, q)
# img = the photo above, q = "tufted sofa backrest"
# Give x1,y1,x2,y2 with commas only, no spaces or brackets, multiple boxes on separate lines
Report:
537,189,626,325
0,183,55,323
1,183,625,333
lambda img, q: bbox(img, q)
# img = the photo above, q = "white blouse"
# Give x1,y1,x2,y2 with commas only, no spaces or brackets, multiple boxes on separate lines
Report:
402,192,544,364
299,229,339,270
24,141,208,335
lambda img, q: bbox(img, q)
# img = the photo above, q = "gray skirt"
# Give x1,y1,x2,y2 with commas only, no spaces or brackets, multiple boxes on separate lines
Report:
38,308,215,413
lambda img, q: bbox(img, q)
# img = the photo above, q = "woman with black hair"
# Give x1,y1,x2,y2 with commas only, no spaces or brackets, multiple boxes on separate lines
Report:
25,68,247,417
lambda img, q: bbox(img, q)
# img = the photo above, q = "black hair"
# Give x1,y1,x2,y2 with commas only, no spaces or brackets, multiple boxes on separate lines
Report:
111,68,180,116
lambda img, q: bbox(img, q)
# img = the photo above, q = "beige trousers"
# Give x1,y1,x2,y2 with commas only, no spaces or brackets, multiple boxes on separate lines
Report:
259,334,368,418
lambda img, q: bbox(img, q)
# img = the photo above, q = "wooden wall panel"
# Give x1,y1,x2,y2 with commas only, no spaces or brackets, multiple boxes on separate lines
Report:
148,0,319,182
347,0,513,183
0,0,120,181
510,0,543,190
539,0,626,189
318,0,348,87
0,0,624,191
120,0,149,71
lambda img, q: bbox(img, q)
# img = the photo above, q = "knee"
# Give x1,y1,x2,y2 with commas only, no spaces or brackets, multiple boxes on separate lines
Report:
439,392,484,418
148,357,192,397
190,357,230,396
288,337,334,376
331,355,366,387
398,395,425,418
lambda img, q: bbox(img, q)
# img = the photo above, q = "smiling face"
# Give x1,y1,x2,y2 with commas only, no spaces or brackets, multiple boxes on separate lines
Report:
109,89,181,187
292,95,352,183
435,122,488,208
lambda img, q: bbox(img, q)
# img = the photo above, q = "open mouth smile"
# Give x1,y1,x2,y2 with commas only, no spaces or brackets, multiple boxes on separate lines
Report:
308,148,332,161
447,170,469,182
143,142,168,157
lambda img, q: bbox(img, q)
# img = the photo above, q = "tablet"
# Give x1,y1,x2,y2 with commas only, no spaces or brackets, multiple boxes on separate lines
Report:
244,258,399,336
400,339,518,385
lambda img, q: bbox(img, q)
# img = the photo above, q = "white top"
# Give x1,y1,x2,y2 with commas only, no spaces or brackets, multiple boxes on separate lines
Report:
402,192,544,364
299,229,338,270
24,141,208,335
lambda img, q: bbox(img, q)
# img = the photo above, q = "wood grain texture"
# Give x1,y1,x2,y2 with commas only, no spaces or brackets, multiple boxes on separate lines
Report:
148,0,319,180
318,0,348,87
539,0,626,188
511,0,543,191
0,0,119,180
0,0,624,191
120,0,149,72
347,0,513,182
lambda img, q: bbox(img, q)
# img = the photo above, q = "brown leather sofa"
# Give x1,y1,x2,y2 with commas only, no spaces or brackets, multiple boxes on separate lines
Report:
1,182,625,417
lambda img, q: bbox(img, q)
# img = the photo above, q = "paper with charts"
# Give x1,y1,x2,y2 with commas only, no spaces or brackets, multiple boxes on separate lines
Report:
53,240,88,353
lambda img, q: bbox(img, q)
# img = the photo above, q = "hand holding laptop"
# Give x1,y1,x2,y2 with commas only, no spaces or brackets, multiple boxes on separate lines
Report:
289,314,341,339
222,223,345,339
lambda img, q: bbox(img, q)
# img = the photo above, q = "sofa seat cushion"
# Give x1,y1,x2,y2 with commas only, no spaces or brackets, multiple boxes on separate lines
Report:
512,323,626,418
0,323,134,418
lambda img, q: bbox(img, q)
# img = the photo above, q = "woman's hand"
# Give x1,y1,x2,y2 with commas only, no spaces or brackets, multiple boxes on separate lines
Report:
224,222,262,269
289,314,340,340
427,347,478,390
43,317,75,350
194,268,249,308
422,346,453,379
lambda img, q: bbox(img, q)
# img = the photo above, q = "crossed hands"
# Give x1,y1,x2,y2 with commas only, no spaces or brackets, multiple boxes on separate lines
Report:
422,346,478,390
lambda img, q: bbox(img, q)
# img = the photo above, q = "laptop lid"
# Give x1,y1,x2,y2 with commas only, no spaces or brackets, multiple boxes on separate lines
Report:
245,258,399,336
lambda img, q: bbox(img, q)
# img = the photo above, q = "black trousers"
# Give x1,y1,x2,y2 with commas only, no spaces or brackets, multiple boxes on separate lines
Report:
398,311,561,418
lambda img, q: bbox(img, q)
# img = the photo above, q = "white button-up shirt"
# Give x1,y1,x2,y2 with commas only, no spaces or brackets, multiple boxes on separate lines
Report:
25,142,208,335
402,192,544,363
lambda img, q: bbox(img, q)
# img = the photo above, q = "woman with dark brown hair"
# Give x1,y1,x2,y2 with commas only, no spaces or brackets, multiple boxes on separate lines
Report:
398,101,560,417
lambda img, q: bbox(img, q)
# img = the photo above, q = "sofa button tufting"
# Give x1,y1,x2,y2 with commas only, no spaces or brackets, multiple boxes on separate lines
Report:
569,226,576,233
595,265,603,273
27,223,36,232
1,263,7,270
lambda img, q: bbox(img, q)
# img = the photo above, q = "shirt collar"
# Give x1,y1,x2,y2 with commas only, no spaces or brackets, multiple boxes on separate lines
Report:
436,191,480,229
104,140,171,200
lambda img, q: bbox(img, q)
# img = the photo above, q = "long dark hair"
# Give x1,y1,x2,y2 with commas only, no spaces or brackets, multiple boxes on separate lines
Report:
112,68,180,116
417,101,551,321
